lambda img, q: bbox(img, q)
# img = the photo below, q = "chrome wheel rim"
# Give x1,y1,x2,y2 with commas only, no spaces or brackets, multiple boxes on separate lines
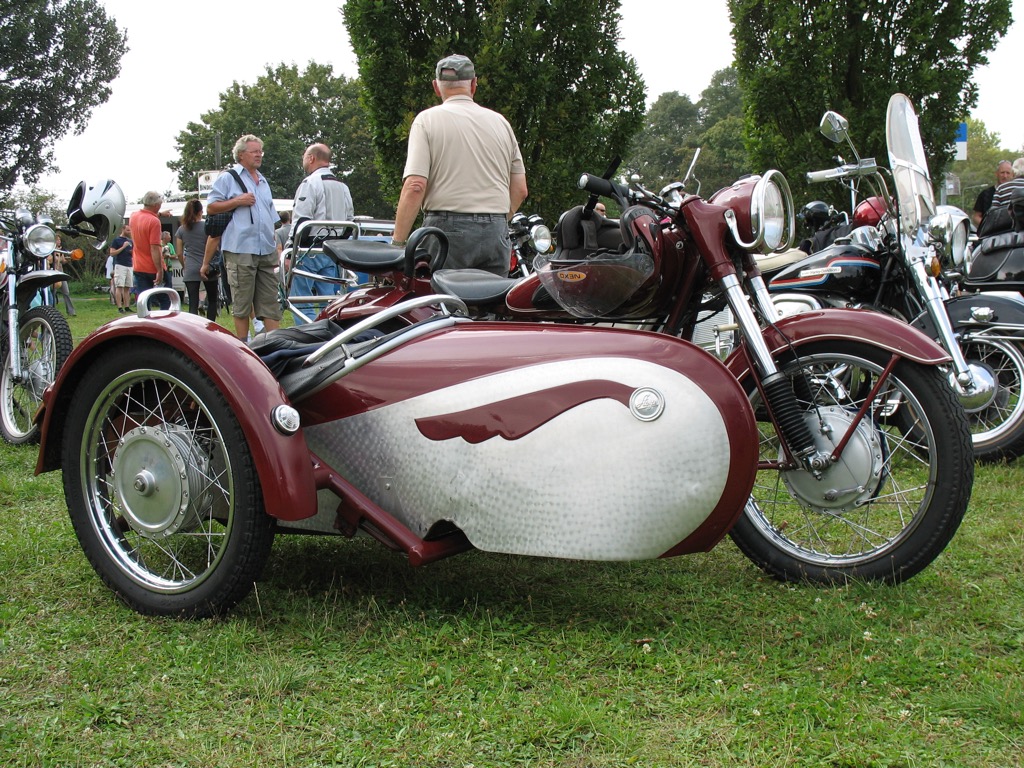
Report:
79,369,234,593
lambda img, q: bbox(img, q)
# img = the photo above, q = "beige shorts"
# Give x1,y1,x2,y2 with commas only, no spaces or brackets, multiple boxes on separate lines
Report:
224,251,282,321
113,264,133,288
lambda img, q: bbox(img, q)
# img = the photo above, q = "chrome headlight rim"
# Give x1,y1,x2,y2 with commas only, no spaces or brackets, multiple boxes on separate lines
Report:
753,170,795,253
529,223,552,254
725,170,796,254
24,223,57,259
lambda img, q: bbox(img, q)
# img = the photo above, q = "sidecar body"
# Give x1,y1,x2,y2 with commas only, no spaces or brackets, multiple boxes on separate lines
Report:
36,293,758,615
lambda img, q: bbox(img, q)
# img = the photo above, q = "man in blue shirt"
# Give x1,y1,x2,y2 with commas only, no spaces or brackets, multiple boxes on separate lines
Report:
207,134,281,340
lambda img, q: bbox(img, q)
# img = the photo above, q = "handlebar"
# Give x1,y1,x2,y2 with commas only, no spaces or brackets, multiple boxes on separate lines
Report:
578,173,618,199
806,158,880,184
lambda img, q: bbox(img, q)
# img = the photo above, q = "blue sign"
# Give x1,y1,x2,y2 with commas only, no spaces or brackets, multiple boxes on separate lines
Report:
955,122,968,142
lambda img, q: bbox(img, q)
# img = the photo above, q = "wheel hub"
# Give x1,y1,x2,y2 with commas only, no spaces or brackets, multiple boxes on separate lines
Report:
111,423,210,538
781,407,886,513
952,361,999,414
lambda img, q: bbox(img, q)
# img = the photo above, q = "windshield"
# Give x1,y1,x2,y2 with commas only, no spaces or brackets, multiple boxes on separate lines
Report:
885,93,935,235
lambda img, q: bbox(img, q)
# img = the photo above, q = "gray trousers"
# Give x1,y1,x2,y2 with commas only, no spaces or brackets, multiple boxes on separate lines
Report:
423,211,511,276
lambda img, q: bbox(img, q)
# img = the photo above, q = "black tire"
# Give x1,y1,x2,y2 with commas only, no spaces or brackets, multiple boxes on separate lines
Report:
955,332,1024,463
1,305,73,445
61,342,275,617
730,341,973,584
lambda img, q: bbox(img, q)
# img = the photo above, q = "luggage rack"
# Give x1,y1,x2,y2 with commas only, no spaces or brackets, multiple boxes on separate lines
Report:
281,218,387,323
280,294,469,401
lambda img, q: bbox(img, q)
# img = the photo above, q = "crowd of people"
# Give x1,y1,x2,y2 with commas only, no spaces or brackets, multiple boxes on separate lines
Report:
78,54,529,339
973,157,1024,233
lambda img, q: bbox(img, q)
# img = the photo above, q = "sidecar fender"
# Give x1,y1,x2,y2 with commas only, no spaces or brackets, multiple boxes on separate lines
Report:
725,308,951,380
910,292,1024,336
35,314,318,522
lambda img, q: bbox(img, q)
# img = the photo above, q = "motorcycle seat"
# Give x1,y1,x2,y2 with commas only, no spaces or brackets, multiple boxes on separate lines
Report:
755,248,807,275
974,231,1024,257
431,269,519,304
965,231,1024,290
322,239,406,272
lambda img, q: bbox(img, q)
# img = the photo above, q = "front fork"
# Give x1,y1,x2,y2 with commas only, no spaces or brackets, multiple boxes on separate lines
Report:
723,272,835,473
905,243,995,411
4,266,21,380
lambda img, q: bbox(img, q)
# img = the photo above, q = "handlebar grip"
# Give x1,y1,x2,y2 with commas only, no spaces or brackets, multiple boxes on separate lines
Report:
806,168,840,183
578,173,616,198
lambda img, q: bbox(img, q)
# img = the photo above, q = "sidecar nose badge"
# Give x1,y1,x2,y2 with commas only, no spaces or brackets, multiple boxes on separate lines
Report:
629,387,665,422
272,405,301,435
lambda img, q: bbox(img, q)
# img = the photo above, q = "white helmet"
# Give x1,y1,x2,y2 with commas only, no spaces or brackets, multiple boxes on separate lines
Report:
67,179,126,250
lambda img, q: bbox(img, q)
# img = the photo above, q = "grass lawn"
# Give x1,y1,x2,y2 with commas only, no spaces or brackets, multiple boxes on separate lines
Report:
1,287,1021,767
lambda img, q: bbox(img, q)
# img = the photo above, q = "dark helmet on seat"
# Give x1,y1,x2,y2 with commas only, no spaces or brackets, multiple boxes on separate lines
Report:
798,200,831,231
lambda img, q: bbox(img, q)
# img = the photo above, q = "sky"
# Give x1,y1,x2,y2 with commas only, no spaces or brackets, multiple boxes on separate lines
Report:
34,0,1023,205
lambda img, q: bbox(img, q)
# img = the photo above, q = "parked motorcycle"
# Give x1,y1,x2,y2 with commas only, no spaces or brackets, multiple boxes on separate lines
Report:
766,94,1024,464
35,150,976,617
507,211,552,277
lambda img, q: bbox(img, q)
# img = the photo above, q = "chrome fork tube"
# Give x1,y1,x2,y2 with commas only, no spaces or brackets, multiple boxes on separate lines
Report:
906,243,973,387
721,273,778,377
724,272,829,471
5,242,21,379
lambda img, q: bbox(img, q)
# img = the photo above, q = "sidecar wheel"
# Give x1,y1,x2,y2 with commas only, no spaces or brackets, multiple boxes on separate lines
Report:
956,334,1024,463
62,343,274,617
1,306,73,445
731,341,972,584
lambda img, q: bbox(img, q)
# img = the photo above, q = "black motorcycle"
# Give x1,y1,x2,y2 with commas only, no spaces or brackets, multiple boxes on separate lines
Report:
767,96,1024,463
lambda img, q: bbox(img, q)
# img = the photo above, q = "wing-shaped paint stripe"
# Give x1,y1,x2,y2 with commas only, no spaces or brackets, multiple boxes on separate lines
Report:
415,379,636,444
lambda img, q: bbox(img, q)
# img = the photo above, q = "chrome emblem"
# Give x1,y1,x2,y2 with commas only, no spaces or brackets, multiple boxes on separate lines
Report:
630,387,665,422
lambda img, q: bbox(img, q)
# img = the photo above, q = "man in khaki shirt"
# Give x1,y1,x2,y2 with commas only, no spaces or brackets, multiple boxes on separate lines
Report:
392,54,528,275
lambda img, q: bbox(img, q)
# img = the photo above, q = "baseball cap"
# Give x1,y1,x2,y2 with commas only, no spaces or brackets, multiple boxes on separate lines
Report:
435,54,475,81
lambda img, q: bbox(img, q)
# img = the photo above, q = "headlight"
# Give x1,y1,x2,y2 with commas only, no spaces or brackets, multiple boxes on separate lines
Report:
717,170,796,254
529,223,552,254
24,224,57,258
930,205,971,267
759,177,789,251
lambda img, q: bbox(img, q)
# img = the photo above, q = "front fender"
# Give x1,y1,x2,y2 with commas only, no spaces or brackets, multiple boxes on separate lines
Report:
35,312,318,522
16,269,68,308
725,308,951,380
911,292,1024,336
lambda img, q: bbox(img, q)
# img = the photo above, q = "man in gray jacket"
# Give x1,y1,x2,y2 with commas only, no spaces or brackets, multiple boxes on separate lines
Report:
287,142,355,323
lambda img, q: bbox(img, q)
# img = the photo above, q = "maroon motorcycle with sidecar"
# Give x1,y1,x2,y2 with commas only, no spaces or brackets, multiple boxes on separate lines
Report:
34,166,973,618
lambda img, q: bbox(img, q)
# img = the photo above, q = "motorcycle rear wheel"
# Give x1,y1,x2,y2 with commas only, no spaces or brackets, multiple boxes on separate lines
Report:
731,341,972,584
956,333,1024,463
62,343,275,617
1,305,73,445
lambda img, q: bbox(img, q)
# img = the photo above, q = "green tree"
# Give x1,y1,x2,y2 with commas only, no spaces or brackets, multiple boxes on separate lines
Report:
0,0,127,190
624,67,749,198
342,0,646,222
168,64,390,218
623,91,700,191
728,0,1012,203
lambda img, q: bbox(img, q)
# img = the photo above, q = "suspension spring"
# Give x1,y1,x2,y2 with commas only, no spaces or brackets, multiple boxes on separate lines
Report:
761,372,818,461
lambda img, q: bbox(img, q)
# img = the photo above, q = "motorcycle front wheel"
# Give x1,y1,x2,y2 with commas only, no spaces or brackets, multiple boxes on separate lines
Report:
956,332,1024,463
730,341,973,584
62,343,275,617
0,305,73,445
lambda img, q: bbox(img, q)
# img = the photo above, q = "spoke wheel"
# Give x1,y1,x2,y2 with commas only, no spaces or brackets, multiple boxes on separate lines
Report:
957,334,1024,463
730,341,972,584
1,306,72,444
62,343,273,617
